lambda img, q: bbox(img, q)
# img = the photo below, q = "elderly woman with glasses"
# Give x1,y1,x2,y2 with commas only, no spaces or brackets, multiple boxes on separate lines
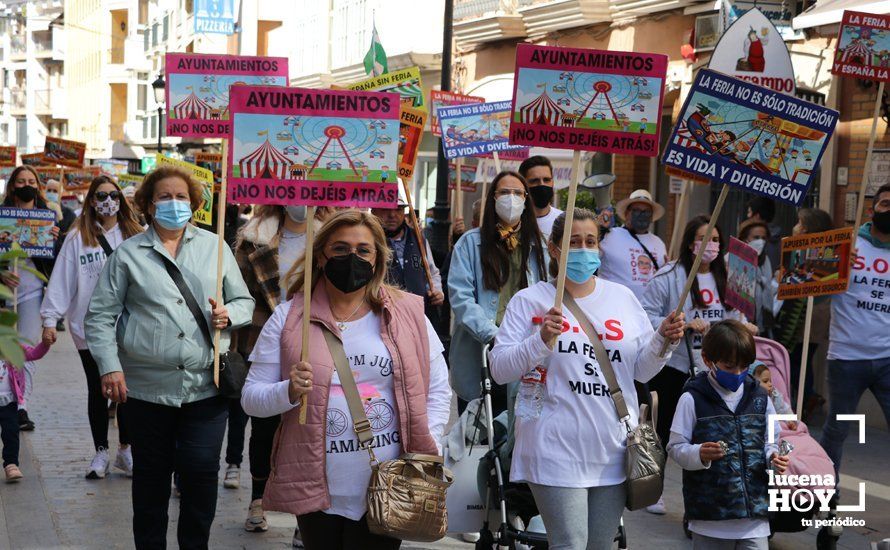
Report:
447,170,547,414
241,209,451,550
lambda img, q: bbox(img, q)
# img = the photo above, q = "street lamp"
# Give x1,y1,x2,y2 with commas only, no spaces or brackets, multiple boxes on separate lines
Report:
152,74,165,151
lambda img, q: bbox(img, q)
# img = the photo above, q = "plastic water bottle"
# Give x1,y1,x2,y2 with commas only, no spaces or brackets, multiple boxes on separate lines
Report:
516,366,548,419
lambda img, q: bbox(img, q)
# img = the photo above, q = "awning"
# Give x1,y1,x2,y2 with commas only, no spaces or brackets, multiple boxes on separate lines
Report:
793,0,890,29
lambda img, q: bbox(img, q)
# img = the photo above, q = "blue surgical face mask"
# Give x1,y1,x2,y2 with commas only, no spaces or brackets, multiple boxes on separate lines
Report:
712,367,748,392
45,191,60,203
153,199,193,230
565,248,601,283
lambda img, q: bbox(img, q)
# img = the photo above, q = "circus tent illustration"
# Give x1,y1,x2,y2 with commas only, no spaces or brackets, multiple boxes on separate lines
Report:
173,91,212,120
519,90,565,126
837,39,872,64
239,136,291,179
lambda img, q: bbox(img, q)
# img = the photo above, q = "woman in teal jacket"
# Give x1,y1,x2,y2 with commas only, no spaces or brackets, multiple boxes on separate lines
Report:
86,166,254,549
447,171,546,411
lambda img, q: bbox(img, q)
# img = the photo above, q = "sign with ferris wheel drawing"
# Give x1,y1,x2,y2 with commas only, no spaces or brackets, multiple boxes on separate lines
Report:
165,53,289,138
509,43,668,156
227,86,401,208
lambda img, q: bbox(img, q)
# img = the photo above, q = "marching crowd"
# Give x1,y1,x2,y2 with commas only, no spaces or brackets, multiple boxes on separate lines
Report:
0,157,888,550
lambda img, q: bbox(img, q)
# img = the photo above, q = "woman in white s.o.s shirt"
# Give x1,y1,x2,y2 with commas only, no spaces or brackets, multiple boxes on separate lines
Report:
490,209,685,550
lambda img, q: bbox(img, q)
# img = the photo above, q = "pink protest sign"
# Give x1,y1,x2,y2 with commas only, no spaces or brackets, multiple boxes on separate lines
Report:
509,43,668,156
227,86,401,208
476,148,530,161
726,237,759,321
165,53,289,138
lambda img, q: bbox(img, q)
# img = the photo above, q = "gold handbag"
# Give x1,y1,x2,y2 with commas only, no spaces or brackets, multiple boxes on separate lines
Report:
322,329,453,542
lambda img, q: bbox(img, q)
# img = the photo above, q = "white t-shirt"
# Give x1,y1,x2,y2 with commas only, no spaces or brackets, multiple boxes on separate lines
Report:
598,227,668,297
277,228,306,302
829,238,890,360
689,272,728,370
668,374,778,540
17,258,44,304
489,279,672,487
536,207,563,242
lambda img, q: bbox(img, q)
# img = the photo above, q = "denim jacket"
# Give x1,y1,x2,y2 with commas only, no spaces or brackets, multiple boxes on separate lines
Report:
86,225,254,407
447,228,545,400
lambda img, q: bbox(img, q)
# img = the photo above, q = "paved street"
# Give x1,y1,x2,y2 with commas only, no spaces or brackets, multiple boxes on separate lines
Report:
1,330,888,549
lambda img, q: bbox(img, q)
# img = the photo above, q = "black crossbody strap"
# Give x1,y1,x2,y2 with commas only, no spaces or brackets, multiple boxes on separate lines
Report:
97,234,114,257
158,253,214,349
626,228,659,271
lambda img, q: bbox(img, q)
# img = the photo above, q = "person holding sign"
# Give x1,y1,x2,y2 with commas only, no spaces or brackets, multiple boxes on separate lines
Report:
240,210,451,550
0,165,61,432
737,219,779,336
85,166,254,549
518,156,563,242
489,209,684,550
448,171,547,411
231,203,318,534
641,215,754,514
820,184,890,475
40,175,144,479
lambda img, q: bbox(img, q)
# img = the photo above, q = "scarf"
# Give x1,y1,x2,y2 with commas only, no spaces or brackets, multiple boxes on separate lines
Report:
497,222,521,252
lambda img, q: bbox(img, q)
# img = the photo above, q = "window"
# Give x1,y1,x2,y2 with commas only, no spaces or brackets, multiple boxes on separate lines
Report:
293,1,326,75
151,114,157,138
162,14,169,41
144,28,149,51
16,118,27,148
152,22,158,46
142,116,149,139
331,0,368,69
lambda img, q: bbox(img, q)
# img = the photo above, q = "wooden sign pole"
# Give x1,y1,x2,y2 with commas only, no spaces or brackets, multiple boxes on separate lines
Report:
552,150,583,311
668,180,692,260
455,157,464,223
492,151,502,174
298,205,317,424
795,295,815,419
400,177,435,291
851,81,885,248
211,140,230,389
658,184,731,357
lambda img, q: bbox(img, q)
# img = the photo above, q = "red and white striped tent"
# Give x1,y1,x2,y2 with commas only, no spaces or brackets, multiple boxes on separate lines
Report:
239,139,291,179
674,120,708,153
173,93,211,120
519,91,565,126
838,40,872,64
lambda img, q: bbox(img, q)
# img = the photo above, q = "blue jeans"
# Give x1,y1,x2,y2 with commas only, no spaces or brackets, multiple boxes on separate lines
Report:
820,357,890,475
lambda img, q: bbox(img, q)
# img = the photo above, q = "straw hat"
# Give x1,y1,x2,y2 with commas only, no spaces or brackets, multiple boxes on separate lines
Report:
616,189,665,222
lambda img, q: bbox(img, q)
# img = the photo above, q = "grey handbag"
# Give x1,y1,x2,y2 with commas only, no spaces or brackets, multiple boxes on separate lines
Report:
561,291,667,511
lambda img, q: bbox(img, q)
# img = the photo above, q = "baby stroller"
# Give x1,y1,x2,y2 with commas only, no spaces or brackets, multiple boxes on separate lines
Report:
754,336,843,549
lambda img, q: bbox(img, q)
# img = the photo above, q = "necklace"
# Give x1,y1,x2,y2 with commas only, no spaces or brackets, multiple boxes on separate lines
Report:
333,299,365,331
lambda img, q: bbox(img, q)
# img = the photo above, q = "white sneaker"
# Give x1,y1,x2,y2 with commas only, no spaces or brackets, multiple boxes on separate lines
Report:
114,447,133,477
224,464,240,489
461,532,481,542
86,448,110,479
646,496,667,515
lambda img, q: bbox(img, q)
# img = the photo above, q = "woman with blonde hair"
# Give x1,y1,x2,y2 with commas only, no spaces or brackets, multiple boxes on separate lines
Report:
41,175,143,479
241,209,451,550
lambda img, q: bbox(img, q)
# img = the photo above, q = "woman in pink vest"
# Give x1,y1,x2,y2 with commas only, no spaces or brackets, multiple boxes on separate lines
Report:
241,210,451,550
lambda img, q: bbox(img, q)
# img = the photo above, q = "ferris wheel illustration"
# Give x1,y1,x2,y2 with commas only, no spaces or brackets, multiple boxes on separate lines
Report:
289,117,382,177
363,399,394,432
563,73,649,129
326,408,349,437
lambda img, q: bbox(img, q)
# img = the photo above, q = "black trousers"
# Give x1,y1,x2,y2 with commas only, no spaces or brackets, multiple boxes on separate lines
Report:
0,402,20,467
127,395,228,550
647,366,691,447
78,350,130,450
225,398,248,466
297,511,401,550
249,414,280,501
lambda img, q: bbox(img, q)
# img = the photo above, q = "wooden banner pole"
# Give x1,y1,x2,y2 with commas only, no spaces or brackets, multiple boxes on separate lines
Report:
658,183,731,357
400,177,435,292
796,295,815,419
211,140,230,389
668,180,692,260
851,81,885,248
455,157,464,224
298,206,317,424
552,150,583,313
492,151,502,174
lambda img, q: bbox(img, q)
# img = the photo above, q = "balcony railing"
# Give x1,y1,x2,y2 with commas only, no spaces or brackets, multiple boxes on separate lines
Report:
455,0,502,20
454,0,526,46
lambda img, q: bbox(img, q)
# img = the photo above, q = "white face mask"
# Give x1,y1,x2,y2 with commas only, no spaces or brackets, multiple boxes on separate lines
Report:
748,238,766,256
495,194,525,225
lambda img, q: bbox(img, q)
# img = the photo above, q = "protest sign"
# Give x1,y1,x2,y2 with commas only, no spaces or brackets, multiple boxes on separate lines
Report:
439,100,528,160
661,68,838,206
227,86,401,208
61,195,79,212
195,152,223,179
63,167,103,191
726,237,758,320
0,147,16,167
477,148,530,162
35,166,64,185
832,11,890,83
117,174,143,188
165,53,289,138
156,155,215,226
345,66,425,110
778,227,853,300
709,8,795,94
43,137,86,168
430,90,484,137
0,207,56,258
509,43,668,156
398,105,426,180
448,161,477,192
94,159,129,176
20,153,44,166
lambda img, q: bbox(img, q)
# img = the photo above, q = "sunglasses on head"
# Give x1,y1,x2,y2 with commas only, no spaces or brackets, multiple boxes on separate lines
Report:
95,191,121,201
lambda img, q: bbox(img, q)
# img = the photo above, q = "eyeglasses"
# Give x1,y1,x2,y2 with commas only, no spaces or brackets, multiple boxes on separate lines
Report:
96,191,121,201
495,189,527,198
327,243,376,261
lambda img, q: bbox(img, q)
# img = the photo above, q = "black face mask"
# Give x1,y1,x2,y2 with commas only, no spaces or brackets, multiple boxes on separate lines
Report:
13,185,38,203
324,253,374,294
528,185,554,209
874,210,890,234
384,222,406,239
